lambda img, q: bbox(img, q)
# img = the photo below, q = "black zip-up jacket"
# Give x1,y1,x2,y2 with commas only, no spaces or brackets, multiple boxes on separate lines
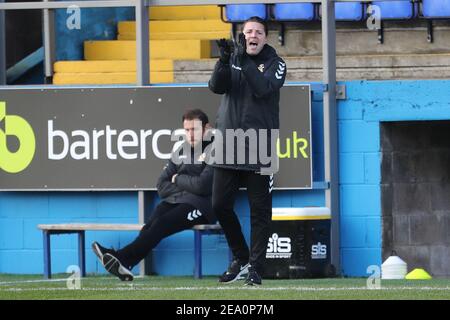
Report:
208,44,286,171
156,141,215,223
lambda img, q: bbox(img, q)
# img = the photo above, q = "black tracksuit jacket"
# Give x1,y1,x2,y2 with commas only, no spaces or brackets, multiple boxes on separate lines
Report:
208,44,286,171
156,142,215,223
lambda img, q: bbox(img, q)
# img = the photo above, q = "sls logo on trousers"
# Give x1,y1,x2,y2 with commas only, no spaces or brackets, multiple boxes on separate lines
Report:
0,102,36,173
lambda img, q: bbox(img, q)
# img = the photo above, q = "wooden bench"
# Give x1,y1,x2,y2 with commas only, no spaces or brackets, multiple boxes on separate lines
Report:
37,223,224,280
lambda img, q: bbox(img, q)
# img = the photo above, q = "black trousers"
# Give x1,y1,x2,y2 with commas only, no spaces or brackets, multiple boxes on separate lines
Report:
212,167,273,273
116,201,208,269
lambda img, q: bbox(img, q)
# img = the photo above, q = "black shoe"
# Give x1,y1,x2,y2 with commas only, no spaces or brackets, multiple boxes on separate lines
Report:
102,253,134,281
92,242,133,281
92,241,115,262
244,267,262,286
218,259,249,284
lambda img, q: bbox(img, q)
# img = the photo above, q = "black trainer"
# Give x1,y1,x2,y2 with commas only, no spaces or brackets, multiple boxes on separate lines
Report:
102,253,134,281
92,242,134,281
218,259,249,284
92,241,115,262
244,267,262,286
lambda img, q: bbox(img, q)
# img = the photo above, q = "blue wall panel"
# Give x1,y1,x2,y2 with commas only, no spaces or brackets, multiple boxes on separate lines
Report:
340,216,381,249
0,192,138,274
0,219,24,249
340,185,381,217
291,190,325,207
340,216,367,249
366,216,382,249
341,248,381,276
0,250,43,274
339,120,380,153
339,153,365,184
364,153,381,184
312,97,325,182
0,193,49,218
48,194,97,218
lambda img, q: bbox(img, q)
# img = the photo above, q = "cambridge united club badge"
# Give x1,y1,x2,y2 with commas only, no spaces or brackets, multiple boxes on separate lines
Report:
258,64,265,73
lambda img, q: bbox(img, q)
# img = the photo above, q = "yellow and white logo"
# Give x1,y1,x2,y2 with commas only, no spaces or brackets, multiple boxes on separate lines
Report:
0,102,36,173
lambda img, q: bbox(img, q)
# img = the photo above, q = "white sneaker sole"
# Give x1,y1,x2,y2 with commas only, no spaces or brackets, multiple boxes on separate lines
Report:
103,253,134,281
220,263,250,284
92,242,103,262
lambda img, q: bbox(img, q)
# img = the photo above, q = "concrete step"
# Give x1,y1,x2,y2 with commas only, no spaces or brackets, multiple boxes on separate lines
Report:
53,60,174,84
84,40,211,60
54,53,450,85
54,60,173,73
149,5,221,20
267,24,450,57
53,72,173,85
119,20,230,34
117,20,231,40
169,53,450,83
118,31,231,41
286,53,450,69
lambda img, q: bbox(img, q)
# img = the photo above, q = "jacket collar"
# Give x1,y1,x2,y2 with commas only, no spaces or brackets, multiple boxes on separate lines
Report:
249,44,278,64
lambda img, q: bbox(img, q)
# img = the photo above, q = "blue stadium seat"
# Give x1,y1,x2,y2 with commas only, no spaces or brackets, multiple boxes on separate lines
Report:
369,1,418,44
319,2,364,21
335,2,365,21
225,4,267,22
421,0,450,43
272,3,315,21
271,3,316,47
371,1,417,20
422,0,450,18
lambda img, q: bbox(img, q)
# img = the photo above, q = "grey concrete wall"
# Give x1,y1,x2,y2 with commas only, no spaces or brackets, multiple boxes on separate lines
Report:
175,21,450,82
381,121,450,278
270,21,450,57
174,53,450,83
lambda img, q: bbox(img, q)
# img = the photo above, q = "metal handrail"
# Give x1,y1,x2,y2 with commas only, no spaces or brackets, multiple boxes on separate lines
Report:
0,1,134,10
0,0,417,11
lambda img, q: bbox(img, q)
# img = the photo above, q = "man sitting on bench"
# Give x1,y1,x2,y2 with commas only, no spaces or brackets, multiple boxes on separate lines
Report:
92,109,215,281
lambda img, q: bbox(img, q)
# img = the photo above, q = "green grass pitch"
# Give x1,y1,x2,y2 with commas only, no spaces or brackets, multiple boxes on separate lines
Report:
0,274,449,300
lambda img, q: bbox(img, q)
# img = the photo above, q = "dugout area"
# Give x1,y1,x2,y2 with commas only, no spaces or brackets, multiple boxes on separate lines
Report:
2,1,450,290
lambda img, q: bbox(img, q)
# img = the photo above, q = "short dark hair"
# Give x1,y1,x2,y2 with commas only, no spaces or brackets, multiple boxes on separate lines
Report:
182,109,209,126
243,16,268,36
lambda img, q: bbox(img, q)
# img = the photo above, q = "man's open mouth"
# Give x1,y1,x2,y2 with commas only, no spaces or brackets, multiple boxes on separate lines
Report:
249,42,258,48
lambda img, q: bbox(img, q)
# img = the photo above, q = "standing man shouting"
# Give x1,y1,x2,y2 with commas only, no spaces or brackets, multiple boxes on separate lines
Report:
209,16,286,285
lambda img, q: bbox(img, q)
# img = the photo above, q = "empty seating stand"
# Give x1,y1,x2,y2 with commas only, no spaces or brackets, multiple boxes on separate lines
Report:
272,3,315,45
371,1,418,43
422,0,450,18
372,1,416,19
218,1,450,47
336,2,365,20
273,3,315,21
422,0,450,42
225,4,267,21
319,2,365,21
